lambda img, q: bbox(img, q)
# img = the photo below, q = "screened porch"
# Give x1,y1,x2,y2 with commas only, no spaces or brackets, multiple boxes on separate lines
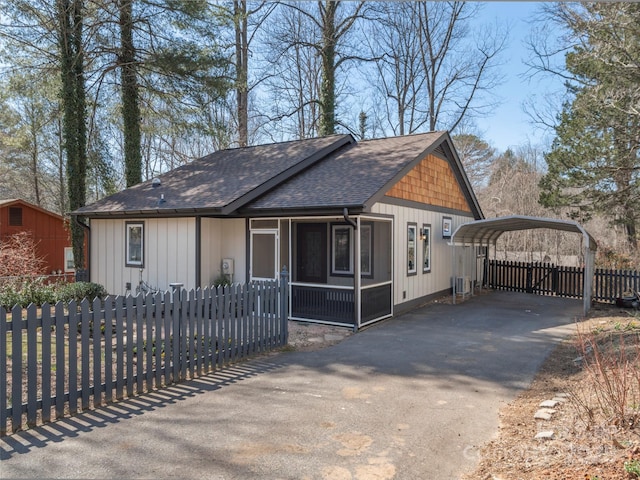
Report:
249,215,393,329
290,216,393,328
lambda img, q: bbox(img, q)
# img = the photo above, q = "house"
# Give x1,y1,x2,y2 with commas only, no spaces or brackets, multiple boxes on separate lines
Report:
73,132,483,329
0,199,81,278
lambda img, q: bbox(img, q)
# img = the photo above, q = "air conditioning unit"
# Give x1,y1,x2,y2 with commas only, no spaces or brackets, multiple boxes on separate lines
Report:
455,276,471,294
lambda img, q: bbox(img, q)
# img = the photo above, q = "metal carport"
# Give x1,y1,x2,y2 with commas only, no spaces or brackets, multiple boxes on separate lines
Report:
450,215,598,315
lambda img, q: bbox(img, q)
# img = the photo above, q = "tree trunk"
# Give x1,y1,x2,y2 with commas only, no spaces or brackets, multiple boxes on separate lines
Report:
29,110,41,205
235,0,248,147
57,0,87,269
319,0,337,136
119,0,142,187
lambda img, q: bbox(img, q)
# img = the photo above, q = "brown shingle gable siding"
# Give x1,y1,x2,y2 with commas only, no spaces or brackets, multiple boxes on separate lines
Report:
386,153,472,212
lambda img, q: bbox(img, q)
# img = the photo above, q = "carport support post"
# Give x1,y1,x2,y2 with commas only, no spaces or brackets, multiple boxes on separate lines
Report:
452,243,457,304
354,216,361,331
582,233,594,316
280,267,289,344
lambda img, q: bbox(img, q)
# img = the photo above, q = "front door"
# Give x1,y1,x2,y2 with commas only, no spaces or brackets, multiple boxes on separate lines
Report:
296,223,327,283
250,230,278,281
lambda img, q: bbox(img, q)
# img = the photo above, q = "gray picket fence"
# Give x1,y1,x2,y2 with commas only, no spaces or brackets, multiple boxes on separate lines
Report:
1,277,288,436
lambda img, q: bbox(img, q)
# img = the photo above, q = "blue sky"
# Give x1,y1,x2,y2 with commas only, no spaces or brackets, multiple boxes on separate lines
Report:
475,1,565,153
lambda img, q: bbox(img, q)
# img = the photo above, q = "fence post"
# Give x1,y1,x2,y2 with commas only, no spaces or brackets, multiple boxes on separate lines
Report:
280,266,289,345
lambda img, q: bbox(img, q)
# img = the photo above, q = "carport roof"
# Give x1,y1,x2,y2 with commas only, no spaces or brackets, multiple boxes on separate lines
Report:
451,215,597,252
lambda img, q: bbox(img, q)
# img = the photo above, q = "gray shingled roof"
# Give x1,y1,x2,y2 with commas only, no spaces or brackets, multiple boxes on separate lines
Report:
74,131,481,219
244,132,447,213
74,135,354,217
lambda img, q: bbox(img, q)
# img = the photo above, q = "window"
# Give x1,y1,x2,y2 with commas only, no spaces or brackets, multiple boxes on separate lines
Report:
332,224,352,274
8,207,22,226
442,216,452,239
422,224,431,273
64,247,75,272
126,222,144,267
330,223,373,277
407,223,417,275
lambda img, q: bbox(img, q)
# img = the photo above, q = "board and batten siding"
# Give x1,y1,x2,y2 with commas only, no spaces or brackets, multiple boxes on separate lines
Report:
200,218,247,286
372,202,475,308
91,218,197,295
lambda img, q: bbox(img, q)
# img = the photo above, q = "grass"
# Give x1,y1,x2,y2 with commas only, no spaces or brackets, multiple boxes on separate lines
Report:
5,328,59,363
626,459,640,478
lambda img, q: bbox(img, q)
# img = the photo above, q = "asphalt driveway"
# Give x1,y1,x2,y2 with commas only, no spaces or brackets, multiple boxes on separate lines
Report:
0,291,583,479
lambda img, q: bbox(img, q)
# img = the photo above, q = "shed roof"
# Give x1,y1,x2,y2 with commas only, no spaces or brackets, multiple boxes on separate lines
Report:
0,198,65,220
451,215,598,252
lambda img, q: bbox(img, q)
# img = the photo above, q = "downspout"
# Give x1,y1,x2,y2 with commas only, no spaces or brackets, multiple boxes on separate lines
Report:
73,214,91,282
343,208,359,331
343,208,357,229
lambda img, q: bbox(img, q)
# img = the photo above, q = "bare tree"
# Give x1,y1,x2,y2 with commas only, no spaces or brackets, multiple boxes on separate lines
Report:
225,0,276,147
262,1,365,138
363,2,424,136
363,2,507,135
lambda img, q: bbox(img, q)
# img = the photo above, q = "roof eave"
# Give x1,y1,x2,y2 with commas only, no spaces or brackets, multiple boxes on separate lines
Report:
74,207,225,219
241,204,366,218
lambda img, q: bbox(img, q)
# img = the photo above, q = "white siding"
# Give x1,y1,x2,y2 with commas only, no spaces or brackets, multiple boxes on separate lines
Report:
90,218,196,295
200,218,222,287
372,203,476,308
200,218,247,286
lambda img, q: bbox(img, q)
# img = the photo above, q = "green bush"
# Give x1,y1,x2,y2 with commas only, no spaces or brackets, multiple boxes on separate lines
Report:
0,279,107,309
56,282,107,304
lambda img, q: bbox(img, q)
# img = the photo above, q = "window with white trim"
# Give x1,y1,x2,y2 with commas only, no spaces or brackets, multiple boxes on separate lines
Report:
332,224,352,274
422,224,431,273
331,223,373,277
64,247,75,272
407,223,417,275
126,222,144,267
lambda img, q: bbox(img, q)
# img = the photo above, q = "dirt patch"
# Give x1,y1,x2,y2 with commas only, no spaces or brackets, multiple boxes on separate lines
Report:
286,321,353,352
463,303,640,480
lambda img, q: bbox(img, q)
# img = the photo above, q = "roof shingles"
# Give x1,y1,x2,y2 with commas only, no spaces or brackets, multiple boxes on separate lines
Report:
75,135,352,216
245,132,446,211
74,131,477,218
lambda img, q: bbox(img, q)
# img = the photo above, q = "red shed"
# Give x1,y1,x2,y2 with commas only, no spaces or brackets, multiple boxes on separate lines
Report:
0,199,86,278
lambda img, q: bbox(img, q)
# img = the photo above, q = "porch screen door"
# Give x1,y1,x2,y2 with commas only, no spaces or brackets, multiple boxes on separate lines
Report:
250,230,278,280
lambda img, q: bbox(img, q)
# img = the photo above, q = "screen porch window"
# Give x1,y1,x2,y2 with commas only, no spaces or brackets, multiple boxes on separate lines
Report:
332,225,352,274
331,223,373,276
126,222,144,267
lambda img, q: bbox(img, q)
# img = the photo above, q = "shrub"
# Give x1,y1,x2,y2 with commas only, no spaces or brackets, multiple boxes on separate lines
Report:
213,274,232,287
56,282,107,303
0,280,107,309
571,320,640,430
0,231,46,278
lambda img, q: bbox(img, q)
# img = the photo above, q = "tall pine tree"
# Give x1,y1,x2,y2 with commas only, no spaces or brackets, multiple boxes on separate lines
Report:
539,3,640,250
57,0,87,268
